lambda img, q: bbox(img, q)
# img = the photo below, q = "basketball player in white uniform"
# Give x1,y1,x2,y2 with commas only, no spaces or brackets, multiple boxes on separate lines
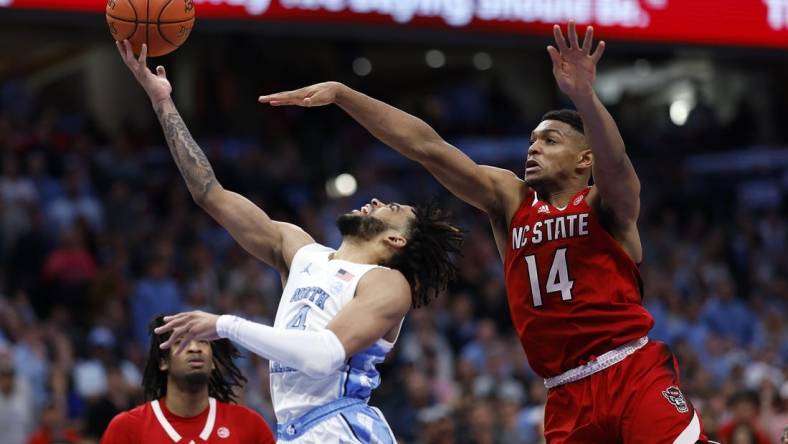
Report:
116,40,463,443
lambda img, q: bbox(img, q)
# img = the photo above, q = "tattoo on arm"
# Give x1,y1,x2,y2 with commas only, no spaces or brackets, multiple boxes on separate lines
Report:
154,102,218,201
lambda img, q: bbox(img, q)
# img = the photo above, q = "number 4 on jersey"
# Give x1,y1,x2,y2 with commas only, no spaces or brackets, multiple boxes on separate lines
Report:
524,248,574,307
286,305,310,330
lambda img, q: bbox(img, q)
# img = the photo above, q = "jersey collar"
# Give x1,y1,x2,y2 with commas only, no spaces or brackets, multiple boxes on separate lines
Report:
151,397,217,442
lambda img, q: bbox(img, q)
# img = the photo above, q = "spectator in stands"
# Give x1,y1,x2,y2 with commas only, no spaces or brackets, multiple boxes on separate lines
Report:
42,225,96,312
44,161,102,236
26,401,81,444
131,255,182,347
719,390,772,444
83,364,137,440
0,347,34,444
700,276,756,347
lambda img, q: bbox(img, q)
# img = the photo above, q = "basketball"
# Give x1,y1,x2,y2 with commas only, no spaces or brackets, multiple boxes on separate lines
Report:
106,0,195,57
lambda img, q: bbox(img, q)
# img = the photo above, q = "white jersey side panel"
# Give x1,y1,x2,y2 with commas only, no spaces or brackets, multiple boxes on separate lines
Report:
270,243,396,424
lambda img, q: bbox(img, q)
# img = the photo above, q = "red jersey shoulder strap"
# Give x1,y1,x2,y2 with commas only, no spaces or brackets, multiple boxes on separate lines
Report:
151,397,217,442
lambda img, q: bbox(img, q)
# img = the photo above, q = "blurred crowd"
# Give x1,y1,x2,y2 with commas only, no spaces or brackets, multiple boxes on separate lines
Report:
0,71,786,444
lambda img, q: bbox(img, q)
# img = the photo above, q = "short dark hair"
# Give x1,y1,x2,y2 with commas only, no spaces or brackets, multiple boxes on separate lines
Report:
142,315,247,403
542,109,584,135
382,201,463,308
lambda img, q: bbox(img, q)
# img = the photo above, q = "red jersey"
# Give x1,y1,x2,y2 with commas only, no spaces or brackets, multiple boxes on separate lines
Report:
100,398,275,444
504,187,653,377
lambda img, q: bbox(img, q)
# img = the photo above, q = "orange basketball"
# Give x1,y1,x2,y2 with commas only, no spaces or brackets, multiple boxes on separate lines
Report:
106,0,195,57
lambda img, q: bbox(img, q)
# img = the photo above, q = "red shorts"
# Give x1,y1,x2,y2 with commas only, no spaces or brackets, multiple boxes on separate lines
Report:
544,341,710,444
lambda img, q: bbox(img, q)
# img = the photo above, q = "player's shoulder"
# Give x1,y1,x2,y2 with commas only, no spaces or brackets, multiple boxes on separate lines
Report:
292,242,333,262
356,268,411,314
103,403,148,440
360,267,410,294
480,165,530,223
111,403,149,424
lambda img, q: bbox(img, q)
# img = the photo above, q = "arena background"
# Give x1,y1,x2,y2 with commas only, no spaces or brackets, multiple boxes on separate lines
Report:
0,1,786,443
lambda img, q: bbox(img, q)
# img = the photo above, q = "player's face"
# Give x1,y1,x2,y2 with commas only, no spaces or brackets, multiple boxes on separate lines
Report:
161,339,215,382
340,198,417,248
351,199,416,229
525,120,588,187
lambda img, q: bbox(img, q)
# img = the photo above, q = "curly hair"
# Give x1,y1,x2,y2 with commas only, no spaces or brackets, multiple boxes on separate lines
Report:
382,201,464,308
142,315,247,403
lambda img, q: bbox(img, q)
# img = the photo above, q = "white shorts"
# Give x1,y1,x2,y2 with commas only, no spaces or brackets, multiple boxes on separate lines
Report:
277,399,396,444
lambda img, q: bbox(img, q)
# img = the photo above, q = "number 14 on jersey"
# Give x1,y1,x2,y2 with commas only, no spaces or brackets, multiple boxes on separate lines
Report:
525,248,575,307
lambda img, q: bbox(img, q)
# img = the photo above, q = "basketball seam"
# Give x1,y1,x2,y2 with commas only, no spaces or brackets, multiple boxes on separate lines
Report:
107,13,193,24
146,0,150,54
125,0,138,41
157,0,179,48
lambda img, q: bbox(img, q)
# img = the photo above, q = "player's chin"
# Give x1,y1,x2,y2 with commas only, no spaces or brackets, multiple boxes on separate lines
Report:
183,368,212,383
524,170,544,185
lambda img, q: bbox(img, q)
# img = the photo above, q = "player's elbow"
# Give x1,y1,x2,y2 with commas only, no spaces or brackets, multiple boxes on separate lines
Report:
192,185,224,211
414,139,449,162
192,193,209,208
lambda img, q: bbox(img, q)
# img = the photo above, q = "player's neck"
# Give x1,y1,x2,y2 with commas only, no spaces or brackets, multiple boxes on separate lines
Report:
164,382,210,418
333,238,384,265
533,181,586,208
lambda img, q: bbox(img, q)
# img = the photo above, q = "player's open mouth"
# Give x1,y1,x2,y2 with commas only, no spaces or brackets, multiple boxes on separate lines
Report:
526,159,541,170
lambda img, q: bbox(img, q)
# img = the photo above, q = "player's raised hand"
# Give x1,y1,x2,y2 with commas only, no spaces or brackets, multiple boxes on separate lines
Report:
259,81,343,107
155,311,221,355
116,39,172,104
547,21,606,99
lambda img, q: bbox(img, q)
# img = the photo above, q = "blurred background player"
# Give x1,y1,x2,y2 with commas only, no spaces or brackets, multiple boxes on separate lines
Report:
260,22,712,443
115,39,463,443
100,315,274,443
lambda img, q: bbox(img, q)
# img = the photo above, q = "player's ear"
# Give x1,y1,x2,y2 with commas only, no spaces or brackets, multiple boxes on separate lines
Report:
159,358,169,372
577,149,593,170
384,233,407,250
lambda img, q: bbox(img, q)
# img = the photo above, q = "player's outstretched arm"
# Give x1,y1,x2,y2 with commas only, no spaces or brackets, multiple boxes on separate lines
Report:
116,40,313,272
259,83,520,215
156,268,410,376
548,22,640,225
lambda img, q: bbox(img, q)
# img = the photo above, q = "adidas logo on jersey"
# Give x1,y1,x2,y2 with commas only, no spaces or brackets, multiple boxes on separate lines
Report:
538,205,550,214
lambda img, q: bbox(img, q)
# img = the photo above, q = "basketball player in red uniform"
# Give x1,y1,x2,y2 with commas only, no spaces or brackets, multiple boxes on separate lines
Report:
260,22,713,443
101,316,275,443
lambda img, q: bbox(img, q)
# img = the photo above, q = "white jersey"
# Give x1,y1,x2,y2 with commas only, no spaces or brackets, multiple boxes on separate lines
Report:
270,243,399,424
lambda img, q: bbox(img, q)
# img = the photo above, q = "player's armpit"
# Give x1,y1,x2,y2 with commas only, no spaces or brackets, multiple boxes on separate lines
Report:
326,268,411,357
586,187,643,263
199,189,314,272
590,155,641,223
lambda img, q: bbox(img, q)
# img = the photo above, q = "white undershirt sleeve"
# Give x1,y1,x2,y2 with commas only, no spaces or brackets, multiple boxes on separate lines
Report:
215,315,346,379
